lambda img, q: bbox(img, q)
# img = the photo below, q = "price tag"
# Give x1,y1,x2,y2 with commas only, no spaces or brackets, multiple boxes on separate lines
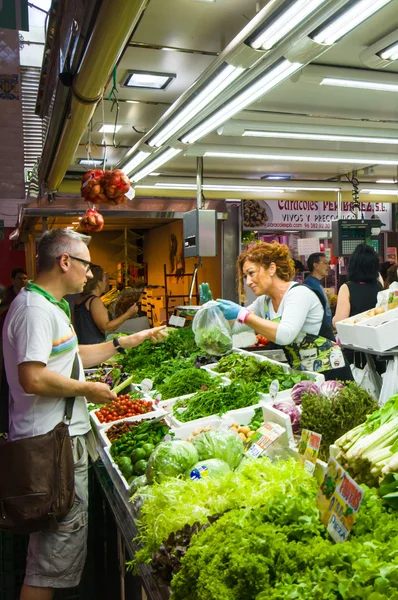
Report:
316,457,364,543
140,378,153,392
245,421,285,457
169,315,186,327
125,186,136,200
269,379,279,400
298,429,322,475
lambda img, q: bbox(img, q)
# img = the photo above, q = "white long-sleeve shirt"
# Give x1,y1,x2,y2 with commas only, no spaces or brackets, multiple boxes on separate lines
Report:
232,283,324,346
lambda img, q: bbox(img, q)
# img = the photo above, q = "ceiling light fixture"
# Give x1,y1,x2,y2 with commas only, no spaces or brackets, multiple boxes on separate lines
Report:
380,41,398,61
149,172,161,176
78,158,103,166
121,150,151,175
126,100,140,104
243,130,398,144
98,124,122,133
376,179,397,183
320,77,398,92
360,188,398,195
250,0,327,50
203,150,398,165
263,174,292,180
130,148,181,183
148,64,244,148
124,70,176,90
181,59,301,144
311,0,393,45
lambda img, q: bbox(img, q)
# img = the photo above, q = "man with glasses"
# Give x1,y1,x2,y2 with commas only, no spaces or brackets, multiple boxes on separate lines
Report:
305,252,333,326
2,228,167,600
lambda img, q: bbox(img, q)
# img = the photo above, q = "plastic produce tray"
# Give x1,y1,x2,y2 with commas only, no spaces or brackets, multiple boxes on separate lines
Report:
90,394,162,430
98,409,167,446
103,446,130,491
352,307,398,352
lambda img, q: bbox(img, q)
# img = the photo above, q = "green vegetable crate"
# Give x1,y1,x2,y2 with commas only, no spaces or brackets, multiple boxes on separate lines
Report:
98,409,168,446
203,348,325,389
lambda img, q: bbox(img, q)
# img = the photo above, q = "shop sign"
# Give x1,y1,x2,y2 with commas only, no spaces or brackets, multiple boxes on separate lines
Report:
298,429,322,475
242,199,392,231
316,457,364,543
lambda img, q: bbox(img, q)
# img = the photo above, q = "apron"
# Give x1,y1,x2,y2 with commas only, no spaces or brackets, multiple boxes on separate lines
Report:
266,284,353,381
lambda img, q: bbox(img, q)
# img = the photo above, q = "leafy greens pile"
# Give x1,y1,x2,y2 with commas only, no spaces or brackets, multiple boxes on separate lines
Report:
173,381,261,422
300,381,378,461
157,367,221,400
118,328,198,380
171,485,398,600
213,353,311,393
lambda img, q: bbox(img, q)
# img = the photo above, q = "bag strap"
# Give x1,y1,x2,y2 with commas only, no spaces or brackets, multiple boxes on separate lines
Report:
64,353,80,422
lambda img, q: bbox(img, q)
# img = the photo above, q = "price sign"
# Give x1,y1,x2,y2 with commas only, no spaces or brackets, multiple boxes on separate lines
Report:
316,457,364,543
169,315,186,327
245,421,285,457
298,429,322,475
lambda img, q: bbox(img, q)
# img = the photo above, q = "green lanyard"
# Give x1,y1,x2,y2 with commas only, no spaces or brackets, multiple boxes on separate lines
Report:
25,281,71,320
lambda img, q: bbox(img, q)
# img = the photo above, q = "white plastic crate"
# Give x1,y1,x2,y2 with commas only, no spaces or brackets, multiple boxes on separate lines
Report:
354,307,398,352
90,398,163,430
169,417,234,441
335,309,370,347
98,409,168,446
205,348,324,389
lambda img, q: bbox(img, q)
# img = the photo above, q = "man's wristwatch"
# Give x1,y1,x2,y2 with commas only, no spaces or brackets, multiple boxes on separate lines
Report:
113,337,127,355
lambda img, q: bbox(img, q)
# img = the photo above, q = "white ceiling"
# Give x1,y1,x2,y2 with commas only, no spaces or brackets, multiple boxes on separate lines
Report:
72,0,398,187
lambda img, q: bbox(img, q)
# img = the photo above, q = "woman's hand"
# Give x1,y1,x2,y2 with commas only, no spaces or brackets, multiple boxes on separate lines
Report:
124,302,139,319
120,326,168,349
216,299,242,320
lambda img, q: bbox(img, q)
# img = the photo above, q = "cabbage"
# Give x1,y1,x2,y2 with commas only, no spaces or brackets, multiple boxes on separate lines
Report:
146,440,198,483
187,459,231,480
273,399,301,434
291,381,320,405
192,429,244,470
320,380,345,398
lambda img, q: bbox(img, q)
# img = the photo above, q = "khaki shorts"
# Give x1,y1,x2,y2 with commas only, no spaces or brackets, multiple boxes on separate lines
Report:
24,435,89,589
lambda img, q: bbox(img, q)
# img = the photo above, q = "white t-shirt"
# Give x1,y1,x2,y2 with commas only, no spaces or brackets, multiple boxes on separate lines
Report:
232,283,324,345
3,288,90,440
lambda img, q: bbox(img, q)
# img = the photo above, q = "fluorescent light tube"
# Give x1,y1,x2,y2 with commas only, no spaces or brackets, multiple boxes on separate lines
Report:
130,148,181,182
182,60,301,144
320,77,398,92
380,41,398,61
376,179,397,183
204,151,398,165
360,188,398,195
136,182,339,192
243,130,398,144
79,159,103,166
251,0,327,50
149,64,244,148
313,0,393,45
98,124,122,133
121,150,151,175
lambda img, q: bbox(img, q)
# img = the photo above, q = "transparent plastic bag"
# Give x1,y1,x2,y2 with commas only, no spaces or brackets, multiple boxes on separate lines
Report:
192,300,233,356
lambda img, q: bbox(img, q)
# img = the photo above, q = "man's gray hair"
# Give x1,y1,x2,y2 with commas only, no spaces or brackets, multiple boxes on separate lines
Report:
37,228,91,273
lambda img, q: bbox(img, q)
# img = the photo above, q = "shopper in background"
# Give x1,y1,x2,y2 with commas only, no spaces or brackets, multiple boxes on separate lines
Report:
293,259,305,282
2,228,167,600
215,241,352,381
384,262,398,289
0,268,28,325
74,264,138,344
379,260,393,285
304,253,332,325
333,244,383,327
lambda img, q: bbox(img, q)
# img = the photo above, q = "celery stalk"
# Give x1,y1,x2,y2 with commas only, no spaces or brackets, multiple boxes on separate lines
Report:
111,374,135,395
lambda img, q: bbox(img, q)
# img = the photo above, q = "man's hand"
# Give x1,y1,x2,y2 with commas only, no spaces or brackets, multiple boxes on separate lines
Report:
120,325,168,349
85,382,117,404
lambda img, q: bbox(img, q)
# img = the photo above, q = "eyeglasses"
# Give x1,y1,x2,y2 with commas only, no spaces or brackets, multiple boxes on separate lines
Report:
56,254,93,272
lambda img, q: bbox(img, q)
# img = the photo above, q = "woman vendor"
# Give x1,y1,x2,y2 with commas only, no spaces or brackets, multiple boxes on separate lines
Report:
214,241,352,381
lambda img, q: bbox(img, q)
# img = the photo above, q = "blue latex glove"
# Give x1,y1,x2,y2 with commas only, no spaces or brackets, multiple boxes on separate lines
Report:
199,283,213,304
216,299,242,320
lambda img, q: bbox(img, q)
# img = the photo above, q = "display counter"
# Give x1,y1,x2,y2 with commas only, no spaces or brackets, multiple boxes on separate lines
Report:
93,443,171,600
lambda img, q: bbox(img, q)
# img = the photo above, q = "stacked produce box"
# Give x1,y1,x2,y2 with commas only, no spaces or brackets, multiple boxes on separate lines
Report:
87,327,398,600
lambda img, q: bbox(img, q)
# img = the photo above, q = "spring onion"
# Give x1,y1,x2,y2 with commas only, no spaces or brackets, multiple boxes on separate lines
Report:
111,374,135,395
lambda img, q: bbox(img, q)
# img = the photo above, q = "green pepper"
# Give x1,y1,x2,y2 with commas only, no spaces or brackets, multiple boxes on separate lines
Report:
117,457,133,479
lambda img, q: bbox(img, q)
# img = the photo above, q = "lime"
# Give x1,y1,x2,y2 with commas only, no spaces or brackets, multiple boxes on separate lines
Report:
134,459,148,475
130,448,146,463
142,443,155,458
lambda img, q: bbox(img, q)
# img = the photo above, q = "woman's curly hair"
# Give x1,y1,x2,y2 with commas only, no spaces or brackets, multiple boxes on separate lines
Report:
238,241,295,284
